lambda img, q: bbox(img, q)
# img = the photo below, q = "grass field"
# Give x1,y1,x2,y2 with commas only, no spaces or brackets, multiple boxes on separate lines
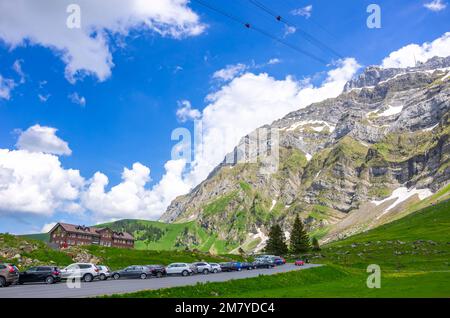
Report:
108,200,450,298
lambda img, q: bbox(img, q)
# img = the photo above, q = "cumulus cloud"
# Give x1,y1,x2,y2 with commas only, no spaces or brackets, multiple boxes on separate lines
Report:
0,0,205,82
424,0,447,11
81,160,189,221
0,74,15,100
291,5,313,18
213,63,248,81
68,92,86,107
382,32,450,68
16,124,72,156
0,149,84,215
176,100,201,122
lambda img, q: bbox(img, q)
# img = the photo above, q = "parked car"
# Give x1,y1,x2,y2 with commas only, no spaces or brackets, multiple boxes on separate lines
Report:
166,263,193,276
220,262,241,272
294,260,305,266
19,266,61,285
0,264,19,287
252,259,275,269
146,265,167,278
193,262,212,274
60,263,99,282
273,256,286,265
97,265,111,280
240,262,255,270
112,266,152,280
209,263,222,273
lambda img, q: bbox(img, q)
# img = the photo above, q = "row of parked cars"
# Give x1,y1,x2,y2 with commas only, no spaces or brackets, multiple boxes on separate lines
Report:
0,255,289,287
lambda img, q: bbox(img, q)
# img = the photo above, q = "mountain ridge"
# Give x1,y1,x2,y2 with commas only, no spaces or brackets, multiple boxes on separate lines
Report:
159,56,450,253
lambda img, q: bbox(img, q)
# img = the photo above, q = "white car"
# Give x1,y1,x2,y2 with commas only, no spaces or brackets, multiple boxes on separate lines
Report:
166,263,193,276
193,262,212,274
209,263,222,273
96,265,111,280
60,263,99,282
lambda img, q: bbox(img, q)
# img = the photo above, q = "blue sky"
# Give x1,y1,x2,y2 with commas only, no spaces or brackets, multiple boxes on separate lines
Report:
0,0,449,234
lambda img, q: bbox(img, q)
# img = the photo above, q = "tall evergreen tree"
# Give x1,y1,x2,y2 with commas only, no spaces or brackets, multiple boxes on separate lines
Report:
265,224,288,255
289,215,310,254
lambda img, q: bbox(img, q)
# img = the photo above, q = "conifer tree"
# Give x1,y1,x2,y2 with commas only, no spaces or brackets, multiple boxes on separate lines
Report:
265,224,288,255
289,215,310,254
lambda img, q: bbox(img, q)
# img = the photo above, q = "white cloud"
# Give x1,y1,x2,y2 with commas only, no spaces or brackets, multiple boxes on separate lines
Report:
0,74,15,100
176,100,201,122
41,222,57,233
81,160,189,221
12,60,25,84
382,32,450,68
38,94,50,103
68,92,86,107
424,0,447,11
0,149,84,216
16,124,72,156
284,25,297,37
213,63,248,81
0,0,205,82
291,5,313,18
267,58,281,65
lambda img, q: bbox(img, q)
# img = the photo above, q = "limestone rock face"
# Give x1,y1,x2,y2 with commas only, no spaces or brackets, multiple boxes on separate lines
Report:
160,57,450,253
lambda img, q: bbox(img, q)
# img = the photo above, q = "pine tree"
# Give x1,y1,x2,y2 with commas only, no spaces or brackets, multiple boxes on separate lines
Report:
312,237,321,251
289,215,310,254
265,224,288,255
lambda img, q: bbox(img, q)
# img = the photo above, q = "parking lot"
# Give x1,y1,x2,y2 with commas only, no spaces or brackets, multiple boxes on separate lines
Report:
0,264,320,298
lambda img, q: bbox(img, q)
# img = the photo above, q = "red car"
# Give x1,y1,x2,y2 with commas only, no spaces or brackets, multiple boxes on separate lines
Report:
294,260,305,266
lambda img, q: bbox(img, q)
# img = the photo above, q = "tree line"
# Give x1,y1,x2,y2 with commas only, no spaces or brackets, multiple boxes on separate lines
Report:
264,215,320,256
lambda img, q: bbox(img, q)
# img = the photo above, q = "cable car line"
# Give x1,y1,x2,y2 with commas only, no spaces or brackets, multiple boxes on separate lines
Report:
192,0,328,65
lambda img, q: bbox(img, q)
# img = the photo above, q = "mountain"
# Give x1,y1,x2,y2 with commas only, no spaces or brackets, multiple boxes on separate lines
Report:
160,56,450,253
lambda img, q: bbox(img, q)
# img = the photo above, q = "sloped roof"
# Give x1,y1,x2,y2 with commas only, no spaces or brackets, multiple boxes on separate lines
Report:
51,223,134,240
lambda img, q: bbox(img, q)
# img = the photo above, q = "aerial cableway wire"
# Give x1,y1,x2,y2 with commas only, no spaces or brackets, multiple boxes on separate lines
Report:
192,0,328,65
247,0,343,59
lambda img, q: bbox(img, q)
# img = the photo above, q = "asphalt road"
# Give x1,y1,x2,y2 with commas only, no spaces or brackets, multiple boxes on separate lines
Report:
0,264,321,298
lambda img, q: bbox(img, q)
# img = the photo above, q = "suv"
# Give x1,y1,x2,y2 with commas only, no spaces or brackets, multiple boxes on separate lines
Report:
253,259,275,269
166,263,193,276
19,266,61,285
193,262,212,275
209,263,222,273
146,265,167,278
97,265,111,281
112,266,152,280
0,264,19,287
60,263,99,282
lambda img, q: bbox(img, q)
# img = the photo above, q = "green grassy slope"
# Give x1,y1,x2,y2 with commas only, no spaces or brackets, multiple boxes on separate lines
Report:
96,219,231,254
108,199,450,298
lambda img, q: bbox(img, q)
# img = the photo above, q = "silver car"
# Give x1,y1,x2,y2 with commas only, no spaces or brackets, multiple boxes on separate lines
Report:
209,263,222,273
166,263,193,276
60,263,99,282
97,265,111,280
193,262,212,274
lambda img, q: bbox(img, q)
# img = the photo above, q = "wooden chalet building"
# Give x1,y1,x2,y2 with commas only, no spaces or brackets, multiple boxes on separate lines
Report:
49,223,134,249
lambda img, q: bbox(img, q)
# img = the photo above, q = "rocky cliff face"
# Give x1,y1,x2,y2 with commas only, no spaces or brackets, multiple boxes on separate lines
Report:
161,57,450,253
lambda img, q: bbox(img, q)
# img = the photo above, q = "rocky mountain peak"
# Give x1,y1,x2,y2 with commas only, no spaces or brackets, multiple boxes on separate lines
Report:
344,56,450,92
